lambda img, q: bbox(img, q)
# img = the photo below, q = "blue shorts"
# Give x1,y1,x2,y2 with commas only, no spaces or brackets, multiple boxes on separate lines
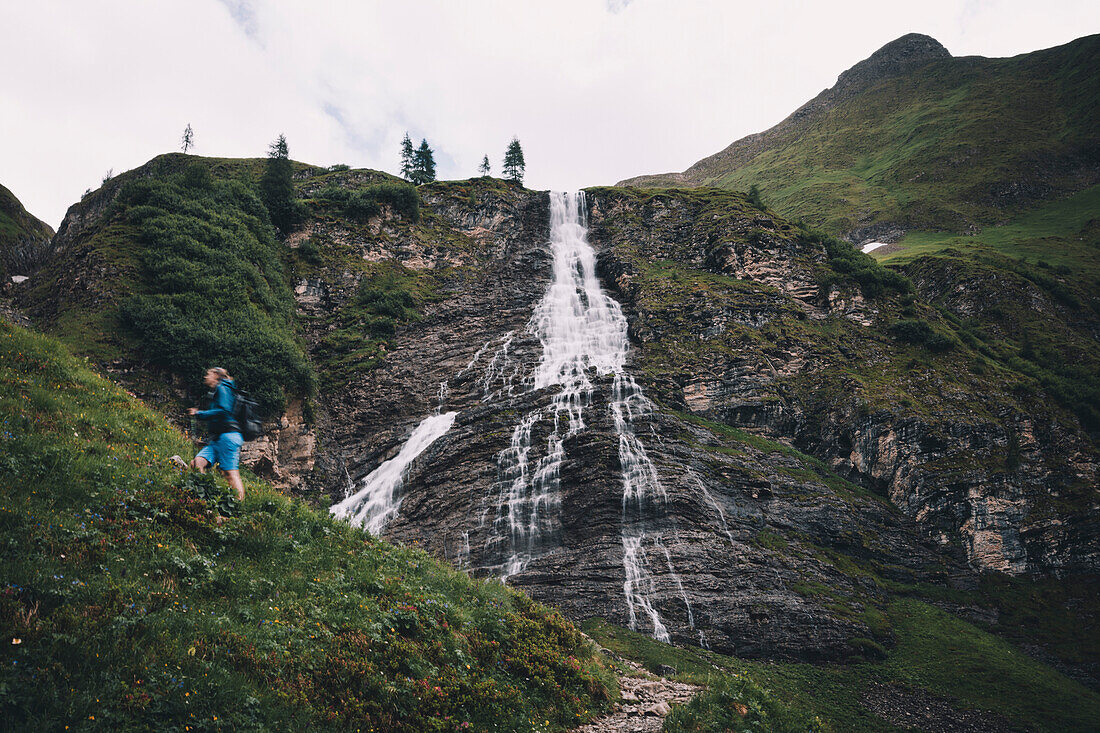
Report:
197,431,244,471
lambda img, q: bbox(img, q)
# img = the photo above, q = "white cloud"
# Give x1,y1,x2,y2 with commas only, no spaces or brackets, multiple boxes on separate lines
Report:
1,0,1097,227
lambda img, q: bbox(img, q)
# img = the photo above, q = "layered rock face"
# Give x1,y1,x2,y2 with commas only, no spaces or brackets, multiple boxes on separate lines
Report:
306,183,1096,662
584,189,1098,578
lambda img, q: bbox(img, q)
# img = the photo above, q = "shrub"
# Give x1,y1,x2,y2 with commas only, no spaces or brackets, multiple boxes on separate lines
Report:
115,174,315,413
925,332,956,353
889,319,934,344
319,182,420,223
747,183,765,209
802,226,911,298
663,674,823,732
297,236,323,265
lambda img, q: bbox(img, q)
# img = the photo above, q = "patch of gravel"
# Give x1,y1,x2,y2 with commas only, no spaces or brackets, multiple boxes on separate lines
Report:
576,658,702,733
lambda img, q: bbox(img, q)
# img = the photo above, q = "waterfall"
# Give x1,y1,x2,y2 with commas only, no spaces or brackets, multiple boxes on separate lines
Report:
330,411,457,534
490,192,675,640
332,191,682,642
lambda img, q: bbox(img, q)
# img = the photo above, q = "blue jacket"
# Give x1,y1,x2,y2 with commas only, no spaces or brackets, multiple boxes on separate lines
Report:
197,379,240,436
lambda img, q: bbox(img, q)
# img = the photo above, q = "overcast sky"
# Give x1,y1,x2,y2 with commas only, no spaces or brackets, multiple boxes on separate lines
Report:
3,0,1098,228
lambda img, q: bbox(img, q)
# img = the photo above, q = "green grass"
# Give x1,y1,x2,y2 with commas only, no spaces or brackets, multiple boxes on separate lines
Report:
585,594,1100,733
628,35,1100,237
314,261,445,390
0,320,615,731
878,183,1100,276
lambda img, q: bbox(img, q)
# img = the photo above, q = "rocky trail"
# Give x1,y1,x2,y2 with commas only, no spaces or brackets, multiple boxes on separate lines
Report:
577,655,702,733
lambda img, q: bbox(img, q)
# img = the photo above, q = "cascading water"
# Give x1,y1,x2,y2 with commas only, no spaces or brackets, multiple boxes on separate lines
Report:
330,411,457,534
489,192,678,640
332,191,685,641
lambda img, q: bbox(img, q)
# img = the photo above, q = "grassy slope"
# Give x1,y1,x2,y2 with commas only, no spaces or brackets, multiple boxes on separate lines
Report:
876,183,1100,277
0,184,52,244
586,591,1100,733
0,320,615,731
630,35,1099,237
0,183,54,280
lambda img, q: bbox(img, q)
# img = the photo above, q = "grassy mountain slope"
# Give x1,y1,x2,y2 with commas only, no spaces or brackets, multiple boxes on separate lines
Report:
0,319,616,731
587,588,1100,733
15,154,320,414
620,33,1100,238
0,183,54,281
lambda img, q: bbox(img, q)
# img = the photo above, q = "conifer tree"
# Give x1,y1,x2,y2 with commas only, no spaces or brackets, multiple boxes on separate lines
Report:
399,133,415,181
502,138,525,185
411,139,436,185
260,134,298,235
181,123,194,154
479,155,491,177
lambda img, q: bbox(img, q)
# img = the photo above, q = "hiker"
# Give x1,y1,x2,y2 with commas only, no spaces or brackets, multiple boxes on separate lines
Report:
187,367,245,501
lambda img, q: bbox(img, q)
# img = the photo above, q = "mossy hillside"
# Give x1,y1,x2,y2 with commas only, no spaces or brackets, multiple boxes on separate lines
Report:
877,183,1100,278
611,246,1025,429
0,320,616,731
631,34,1100,236
17,154,321,414
597,187,1093,449
588,185,910,303
899,249,1100,433
0,182,54,280
312,261,446,390
585,589,1100,733
290,176,533,390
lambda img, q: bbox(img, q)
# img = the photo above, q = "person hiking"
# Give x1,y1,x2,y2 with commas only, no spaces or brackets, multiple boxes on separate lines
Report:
187,367,245,501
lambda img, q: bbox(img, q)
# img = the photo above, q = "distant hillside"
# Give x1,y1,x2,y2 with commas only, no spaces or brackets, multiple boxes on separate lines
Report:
620,33,1100,240
0,183,54,280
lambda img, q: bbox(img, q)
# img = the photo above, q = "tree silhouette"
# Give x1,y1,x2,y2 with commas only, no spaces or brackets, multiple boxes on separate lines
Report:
181,124,194,154
502,138,525,185
411,139,436,185
399,133,415,181
479,155,491,177
260,134,298,234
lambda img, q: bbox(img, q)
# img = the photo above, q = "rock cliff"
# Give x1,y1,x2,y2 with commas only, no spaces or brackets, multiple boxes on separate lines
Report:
12,157,1096,667
296,182,1097,662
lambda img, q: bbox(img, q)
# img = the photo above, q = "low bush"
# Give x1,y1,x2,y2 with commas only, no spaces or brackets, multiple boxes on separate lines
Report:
664,674,824,732
114,174,315,413
802,226,911,298
888,319,956,352
889,319,934,344
319,182,420,222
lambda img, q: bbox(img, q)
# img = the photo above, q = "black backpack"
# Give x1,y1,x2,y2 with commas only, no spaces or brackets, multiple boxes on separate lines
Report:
232,387,265,441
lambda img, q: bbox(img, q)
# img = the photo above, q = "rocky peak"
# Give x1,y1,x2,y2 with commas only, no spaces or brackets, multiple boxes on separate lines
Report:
834,33,951,93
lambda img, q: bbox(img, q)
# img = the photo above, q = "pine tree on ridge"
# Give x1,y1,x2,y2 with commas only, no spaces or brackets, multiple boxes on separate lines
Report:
411,139,436,185
502,138,525,185
400,133,415,182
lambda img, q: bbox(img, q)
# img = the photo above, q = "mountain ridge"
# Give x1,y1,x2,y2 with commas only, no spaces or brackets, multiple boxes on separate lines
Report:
619,33,1100,239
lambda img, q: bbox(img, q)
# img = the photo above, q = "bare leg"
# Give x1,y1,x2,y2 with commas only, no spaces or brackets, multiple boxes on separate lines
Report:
225,469,245,501
191,456,210,473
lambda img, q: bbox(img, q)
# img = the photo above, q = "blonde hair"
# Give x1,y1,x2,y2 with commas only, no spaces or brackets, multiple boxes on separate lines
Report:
208,366,231,380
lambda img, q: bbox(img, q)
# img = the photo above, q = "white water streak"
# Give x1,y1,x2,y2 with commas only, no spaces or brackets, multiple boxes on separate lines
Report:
488,192,671,639
656,535,695,629
331,411,457,534
480,331,517,399
622,535,670,642
693,472,735,545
